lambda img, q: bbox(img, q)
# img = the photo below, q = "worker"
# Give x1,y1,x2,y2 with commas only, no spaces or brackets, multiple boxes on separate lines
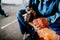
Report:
0,0,9,17
17,0,60,40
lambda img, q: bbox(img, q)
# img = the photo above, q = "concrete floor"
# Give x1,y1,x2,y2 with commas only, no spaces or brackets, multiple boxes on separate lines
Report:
0,5,25,40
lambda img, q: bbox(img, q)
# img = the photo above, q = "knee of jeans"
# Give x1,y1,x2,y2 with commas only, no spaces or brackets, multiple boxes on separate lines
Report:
17,9,26,18
17,10,23,18
19,9,26,15
18,10,23,15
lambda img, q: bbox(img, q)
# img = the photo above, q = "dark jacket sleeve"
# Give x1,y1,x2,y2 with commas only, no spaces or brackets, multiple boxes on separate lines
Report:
28,0,32,8
28,0,40,8
0,0,1,8
36,0,40,6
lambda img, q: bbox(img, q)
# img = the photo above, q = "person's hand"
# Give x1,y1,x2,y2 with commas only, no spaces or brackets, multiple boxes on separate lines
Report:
33,18,49,29
27,7,31,11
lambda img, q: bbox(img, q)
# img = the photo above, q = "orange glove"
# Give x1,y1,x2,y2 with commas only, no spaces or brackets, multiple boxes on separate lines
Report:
33,18,49,29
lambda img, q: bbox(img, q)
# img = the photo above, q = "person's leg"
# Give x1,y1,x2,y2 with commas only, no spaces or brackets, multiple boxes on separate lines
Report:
17,9,35,35
0,6,9,17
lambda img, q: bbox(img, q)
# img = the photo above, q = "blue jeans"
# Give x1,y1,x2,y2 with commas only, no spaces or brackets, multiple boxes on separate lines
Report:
17,9,35,35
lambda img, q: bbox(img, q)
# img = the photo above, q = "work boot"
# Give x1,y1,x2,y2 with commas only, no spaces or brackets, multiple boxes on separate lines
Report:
0,13,9,17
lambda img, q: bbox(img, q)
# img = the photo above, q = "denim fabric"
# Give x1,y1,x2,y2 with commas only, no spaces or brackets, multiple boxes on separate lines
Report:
17,9,35,35
38,0,60,23
38,0,60,34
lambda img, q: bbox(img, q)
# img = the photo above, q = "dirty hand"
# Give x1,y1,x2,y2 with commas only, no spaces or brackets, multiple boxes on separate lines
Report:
32,18,49,29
